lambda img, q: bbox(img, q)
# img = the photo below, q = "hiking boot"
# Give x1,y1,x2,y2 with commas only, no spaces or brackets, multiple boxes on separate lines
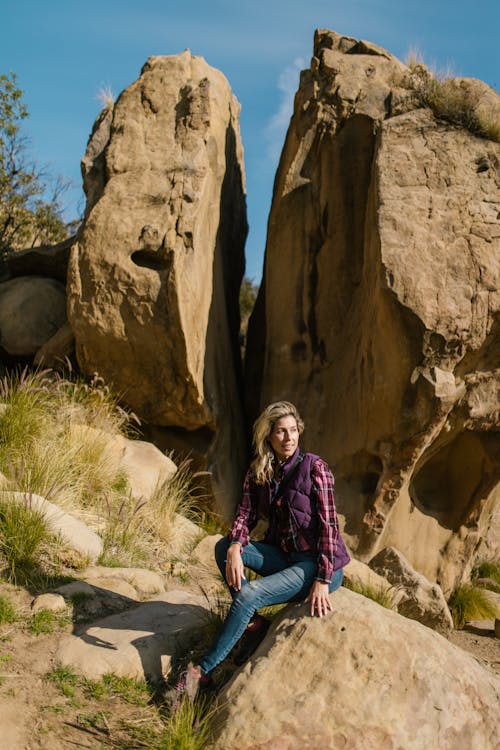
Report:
174,662,213,704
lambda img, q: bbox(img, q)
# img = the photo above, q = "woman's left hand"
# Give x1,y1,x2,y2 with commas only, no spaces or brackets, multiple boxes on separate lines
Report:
306,580,332,618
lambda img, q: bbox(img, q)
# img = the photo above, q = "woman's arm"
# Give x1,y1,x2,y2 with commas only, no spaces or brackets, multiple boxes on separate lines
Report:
307,458,340,615
226,470,258,590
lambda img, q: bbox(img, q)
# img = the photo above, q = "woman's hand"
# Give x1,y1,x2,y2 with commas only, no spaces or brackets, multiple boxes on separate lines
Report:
226,542,245,591
306,580,333,617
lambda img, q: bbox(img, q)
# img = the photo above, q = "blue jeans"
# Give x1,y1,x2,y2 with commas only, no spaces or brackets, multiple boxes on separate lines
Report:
198,536,344,674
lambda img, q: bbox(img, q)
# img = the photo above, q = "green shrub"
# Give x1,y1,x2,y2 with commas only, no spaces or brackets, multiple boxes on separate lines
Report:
0,594,17,624
448,584,499,629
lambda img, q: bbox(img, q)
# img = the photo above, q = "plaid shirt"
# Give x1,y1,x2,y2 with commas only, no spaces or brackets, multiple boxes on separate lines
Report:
229,451,341,583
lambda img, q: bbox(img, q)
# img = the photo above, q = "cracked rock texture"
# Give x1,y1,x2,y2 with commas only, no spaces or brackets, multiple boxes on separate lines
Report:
67,51,248,517
246,30,500,592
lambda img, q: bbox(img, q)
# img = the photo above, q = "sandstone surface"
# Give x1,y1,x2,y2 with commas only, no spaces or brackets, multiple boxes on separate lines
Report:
67,50,248,518
213,587,500,750
369,546,453,634
246,29,500,592
0,276,67,357
56,590,209,681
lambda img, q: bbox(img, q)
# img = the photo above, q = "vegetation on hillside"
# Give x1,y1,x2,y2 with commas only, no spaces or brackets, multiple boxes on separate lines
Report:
0,72,69,258
0,367,202,582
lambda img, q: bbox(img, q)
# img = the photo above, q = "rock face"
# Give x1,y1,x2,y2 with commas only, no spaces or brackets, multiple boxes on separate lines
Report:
246,29,500,592
0,276,67,357
67,50,248,518
213,588,500,750
369,546,453,634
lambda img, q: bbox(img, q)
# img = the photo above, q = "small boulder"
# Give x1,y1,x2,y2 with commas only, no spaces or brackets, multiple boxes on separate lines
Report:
0,276,67,356
343,556,394,597
31,593,67,613
369,546,453,635
80,566,165,597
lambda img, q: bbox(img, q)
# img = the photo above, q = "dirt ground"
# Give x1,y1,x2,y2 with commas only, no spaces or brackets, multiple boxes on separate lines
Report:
1,580,499,750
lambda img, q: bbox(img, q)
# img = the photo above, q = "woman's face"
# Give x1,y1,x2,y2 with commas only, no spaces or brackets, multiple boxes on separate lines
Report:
268,415,299,462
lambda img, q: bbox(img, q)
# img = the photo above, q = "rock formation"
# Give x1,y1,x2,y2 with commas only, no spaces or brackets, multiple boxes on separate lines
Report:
67,51,248,517
246,30,500,592
213,588,500,750
369,546,453,634
0,276,67,358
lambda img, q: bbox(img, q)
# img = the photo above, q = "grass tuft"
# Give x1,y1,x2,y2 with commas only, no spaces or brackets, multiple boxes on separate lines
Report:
343,579,395,609
47,663,80,698
115,696,216,750
0,594,17,624
0,493,53,583
395,57,500,143
448,584,499,629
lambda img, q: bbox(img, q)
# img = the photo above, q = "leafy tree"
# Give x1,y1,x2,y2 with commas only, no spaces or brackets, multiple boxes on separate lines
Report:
0,72,68,256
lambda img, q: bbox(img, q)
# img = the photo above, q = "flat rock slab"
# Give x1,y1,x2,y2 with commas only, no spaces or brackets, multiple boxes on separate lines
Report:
56,590,209,681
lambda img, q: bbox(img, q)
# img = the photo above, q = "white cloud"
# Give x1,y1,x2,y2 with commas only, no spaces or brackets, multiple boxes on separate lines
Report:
266,56,306,161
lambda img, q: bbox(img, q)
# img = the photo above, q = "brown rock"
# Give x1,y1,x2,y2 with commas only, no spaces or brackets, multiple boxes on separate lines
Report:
4,235,74,283
369,546,453,634
34,321,74,368
213,588,500,750
0,276,67,357
68,50,248,518
246,29,500,592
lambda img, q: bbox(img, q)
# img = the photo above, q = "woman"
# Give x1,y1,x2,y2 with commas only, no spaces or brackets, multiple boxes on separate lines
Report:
179,401,350,699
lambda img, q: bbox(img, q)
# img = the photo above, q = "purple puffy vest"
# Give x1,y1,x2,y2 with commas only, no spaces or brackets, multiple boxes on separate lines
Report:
253,453,350,571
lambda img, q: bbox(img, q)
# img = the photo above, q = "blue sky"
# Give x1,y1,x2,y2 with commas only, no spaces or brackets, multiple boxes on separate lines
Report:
2,1,499,281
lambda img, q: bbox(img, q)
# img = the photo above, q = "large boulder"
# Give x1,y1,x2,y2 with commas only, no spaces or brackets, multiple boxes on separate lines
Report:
67,50,248,519
0,276,67,357
246,29,500,593
213,587,500,750
369,546,453,634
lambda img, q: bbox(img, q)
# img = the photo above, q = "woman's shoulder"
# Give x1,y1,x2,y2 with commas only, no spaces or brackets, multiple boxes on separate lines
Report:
303,453,334,476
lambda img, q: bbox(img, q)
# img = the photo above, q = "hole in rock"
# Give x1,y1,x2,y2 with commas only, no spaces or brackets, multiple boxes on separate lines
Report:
409,431,500,531
131,250,168,271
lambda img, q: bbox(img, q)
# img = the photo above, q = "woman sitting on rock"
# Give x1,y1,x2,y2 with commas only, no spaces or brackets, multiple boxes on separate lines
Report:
179,400,350,698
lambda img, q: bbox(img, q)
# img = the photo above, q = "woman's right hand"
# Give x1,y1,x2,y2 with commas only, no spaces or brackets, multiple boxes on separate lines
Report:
226,542,245,591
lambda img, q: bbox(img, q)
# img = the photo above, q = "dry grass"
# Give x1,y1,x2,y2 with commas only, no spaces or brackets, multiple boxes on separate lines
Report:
396,53,500,143
0,368,203,576
448,584,499,629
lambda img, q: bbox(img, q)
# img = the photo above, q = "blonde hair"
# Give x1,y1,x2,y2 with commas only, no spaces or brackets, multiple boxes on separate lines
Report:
250,401,304,485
